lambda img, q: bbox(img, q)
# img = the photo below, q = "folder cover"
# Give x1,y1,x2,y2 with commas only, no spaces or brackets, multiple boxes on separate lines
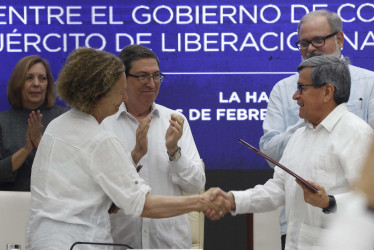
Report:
238,139,319,193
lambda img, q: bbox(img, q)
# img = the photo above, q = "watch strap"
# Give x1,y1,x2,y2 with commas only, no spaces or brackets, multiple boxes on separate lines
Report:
322,195,337,214
168,146,181,161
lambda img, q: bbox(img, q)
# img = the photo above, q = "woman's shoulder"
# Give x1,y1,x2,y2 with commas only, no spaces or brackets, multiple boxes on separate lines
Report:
0,108,10,116
0,108,18,123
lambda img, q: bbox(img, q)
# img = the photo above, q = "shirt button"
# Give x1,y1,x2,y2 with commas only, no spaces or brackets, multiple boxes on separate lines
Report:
135,180,138,184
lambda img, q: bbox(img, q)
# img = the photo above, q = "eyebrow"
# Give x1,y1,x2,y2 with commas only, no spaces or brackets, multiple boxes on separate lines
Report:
133,70,160,75
301,35,323,40
26,73,46,76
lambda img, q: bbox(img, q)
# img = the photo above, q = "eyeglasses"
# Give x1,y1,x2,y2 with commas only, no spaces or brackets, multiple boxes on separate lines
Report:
295,32,338,50
297,84,314,94
127,73,165,84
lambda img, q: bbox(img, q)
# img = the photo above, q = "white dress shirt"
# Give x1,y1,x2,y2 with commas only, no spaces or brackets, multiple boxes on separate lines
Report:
259,63,374,234
102,103,206,249
232,104,373,250
26,108,151,250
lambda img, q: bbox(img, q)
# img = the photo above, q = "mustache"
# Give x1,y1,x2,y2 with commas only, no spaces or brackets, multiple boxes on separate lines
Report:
305,51,325,59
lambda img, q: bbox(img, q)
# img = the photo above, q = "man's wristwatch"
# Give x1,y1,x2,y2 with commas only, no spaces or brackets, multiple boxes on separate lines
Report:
322,195,337,214
168,147,181,162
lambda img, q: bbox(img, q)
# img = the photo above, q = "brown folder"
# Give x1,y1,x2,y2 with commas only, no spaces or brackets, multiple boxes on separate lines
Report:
238,139,319,193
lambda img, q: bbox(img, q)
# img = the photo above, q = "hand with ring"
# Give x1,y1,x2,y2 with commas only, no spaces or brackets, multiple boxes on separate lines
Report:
202,188,233,220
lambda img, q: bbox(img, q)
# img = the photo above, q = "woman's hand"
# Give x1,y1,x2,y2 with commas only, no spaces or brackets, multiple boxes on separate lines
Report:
24,126,35,154
200,188,231,220
28,110,43,148
12,124,37,171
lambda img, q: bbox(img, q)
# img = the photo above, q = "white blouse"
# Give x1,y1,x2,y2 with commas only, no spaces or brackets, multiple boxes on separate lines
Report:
26,108,151,250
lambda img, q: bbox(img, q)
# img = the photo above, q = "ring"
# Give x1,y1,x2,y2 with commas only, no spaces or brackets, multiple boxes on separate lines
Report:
219,210,223,216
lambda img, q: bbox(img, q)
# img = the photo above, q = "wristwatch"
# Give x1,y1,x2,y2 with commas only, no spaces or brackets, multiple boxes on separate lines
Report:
168,147,181,162
322,195,337,214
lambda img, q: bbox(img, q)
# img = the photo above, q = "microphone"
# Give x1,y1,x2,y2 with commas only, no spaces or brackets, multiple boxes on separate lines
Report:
70,241,133,249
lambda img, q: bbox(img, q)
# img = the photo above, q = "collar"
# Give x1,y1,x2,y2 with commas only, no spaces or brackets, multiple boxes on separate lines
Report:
306,103,348,132
71,108,99,124
113,102,160,121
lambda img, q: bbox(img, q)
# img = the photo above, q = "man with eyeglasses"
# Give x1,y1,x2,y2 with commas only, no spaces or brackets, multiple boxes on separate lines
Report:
207,55,372,250
259,10,374,250
102,44,206,249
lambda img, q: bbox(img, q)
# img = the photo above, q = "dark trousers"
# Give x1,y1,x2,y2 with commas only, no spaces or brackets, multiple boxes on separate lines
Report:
281,234,286,250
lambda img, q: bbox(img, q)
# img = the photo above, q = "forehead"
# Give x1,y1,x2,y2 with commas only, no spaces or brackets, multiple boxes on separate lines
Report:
299,15,331,40
27,62,46,73
298,67,313,84
129,58,159,73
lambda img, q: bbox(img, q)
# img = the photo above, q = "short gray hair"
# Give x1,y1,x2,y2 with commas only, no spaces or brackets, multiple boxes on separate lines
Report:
298,10,343,36
297,55,351,104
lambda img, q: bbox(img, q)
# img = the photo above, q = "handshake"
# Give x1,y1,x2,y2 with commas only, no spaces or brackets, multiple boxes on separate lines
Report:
199,188,236,221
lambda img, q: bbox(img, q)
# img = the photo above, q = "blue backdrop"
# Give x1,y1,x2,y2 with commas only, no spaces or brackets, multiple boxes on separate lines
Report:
0,0,373,169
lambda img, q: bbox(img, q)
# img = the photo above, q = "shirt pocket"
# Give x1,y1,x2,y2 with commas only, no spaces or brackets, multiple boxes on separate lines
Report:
298,222,326,250
346,99,364,119
310,151,338,190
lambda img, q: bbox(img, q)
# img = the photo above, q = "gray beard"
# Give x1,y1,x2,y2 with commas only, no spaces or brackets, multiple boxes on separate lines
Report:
302,40,341,61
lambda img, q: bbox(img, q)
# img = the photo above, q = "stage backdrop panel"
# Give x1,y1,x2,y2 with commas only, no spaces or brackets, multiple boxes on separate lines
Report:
0,0,373,169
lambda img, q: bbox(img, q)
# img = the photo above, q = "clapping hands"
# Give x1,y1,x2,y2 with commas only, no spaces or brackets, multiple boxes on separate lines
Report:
26,110,43,151
132,114,153,164
165,114,184,156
